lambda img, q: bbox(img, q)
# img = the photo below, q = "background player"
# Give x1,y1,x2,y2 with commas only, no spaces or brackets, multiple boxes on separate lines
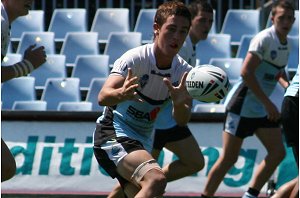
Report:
202,1,295,198
1,0,47,182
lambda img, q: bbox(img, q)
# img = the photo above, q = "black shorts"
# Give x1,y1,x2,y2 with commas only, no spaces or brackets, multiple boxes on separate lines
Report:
152,125,192,151
93,137,145,187
281,96,299,148
224,111,280,139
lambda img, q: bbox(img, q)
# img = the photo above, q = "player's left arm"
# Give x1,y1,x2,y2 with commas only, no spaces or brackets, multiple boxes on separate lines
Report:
163,72,192,126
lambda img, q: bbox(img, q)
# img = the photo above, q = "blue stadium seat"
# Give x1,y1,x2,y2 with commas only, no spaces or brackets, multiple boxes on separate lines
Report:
10,10,44,42
221,9,260,45
12,101,47,111
41,78,81,110
196,34,231,64
287,36,299,72
29,54,67,88
104,32,142,66
71,55,109,89
134,9,156,44
90,8,130,43
209,58,243,83
85,78,106,111
193,103,225,113
1,53,22,66
235,35,254,59
1,77,36,109
60,32,99,66
16,32,55,55
266,10,298,37
48,9,87,42
57,101,92,111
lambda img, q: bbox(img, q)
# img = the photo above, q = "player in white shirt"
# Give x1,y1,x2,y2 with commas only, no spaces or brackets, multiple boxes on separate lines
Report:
93,2,193,197
202,1,295,198
152,0,214,183
1,0,46,182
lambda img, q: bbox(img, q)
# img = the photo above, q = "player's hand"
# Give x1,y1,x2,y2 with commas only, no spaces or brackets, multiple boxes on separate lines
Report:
121,68,142,102
23,44,47,69
163,72,191,106
264,100,280,122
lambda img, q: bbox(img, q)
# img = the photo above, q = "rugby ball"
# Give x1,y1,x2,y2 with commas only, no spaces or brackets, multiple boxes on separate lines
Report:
186,65,230,102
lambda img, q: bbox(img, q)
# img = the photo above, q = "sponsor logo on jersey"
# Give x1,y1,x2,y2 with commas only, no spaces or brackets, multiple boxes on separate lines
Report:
126,105,160,121
150,70,171,77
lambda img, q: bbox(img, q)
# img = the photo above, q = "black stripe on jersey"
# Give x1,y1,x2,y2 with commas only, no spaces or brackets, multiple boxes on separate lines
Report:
226,82,248,114
94,106,117,146
136,89,169,105
264,60,286,69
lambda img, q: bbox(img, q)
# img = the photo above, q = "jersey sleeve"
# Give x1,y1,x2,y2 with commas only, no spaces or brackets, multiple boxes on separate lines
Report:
248,33,269,60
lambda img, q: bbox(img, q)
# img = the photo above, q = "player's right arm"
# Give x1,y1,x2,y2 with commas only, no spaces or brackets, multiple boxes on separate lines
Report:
98,68,140,106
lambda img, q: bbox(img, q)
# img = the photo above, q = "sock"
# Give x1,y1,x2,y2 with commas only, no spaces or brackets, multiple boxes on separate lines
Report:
247,187,260,197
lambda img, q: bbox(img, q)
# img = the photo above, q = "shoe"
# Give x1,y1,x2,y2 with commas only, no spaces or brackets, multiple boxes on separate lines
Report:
242,192,257,198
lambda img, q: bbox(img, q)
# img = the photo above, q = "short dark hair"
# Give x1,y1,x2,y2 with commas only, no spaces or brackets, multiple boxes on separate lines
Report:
188,0,214,19
271,0,295,16
154,1,191,27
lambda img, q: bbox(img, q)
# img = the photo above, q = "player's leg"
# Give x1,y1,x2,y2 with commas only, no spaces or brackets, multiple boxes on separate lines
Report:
1,138,16,182
271,177,298,198
163,134,204,182
117,149,167,198
247,128,285,195
107,183,126,198
202,131,243,196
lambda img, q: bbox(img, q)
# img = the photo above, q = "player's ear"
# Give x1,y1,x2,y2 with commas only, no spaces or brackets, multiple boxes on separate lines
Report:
153,23,160,36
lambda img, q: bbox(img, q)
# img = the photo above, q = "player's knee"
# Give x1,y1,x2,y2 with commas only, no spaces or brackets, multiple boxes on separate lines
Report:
219,154,238,168
187,154,205,173
270,148,286,163
147,171,167,196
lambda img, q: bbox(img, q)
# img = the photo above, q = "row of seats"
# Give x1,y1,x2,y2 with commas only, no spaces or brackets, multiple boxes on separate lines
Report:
2,77,105,111
6,32,299,72
11,8,299,45
1,76,227,112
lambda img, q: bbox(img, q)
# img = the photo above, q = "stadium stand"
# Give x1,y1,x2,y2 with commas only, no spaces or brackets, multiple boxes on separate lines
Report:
90,8,130,44
104,32,142,66
10,10,45,42
29,54,67,88
1,53,22,66
193,103,226,113
209,58,243,84
48,8,87,42
235,34,254,59
16,32,55,55
134,9,156,44
85,78,106,111
57,101,93,111
1,77,36,110
287,36,299,72
71,55,109,89
60,32,99,67
196,34,231,64
220,9,260,46
41,78,81,110
12,101,47,111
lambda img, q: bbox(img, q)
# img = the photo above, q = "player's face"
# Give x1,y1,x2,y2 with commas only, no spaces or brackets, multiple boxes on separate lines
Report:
272,7,295,38
154,15,190,58
190,11,214,41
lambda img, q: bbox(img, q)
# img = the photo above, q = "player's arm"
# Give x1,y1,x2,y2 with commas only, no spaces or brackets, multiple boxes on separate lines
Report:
1,45,46,83
98,68,140,106
277,69,289,88
241,52,279,121
164,72,192,126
